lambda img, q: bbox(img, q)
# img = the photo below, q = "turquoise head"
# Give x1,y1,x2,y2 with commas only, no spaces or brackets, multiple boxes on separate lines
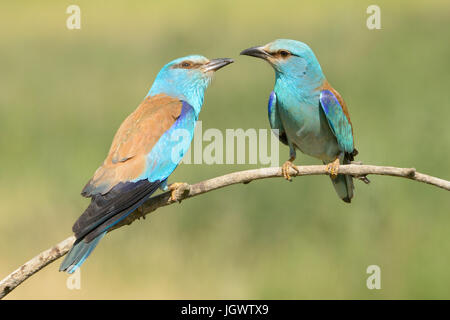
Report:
241,39,325,90
148,55,233,116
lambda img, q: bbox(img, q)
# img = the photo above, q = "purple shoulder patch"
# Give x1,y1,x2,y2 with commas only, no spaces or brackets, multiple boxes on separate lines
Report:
268,91,276,116
320,89,339,114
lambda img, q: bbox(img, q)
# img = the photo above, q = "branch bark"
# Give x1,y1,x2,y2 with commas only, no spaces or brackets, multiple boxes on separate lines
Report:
1,164,449,299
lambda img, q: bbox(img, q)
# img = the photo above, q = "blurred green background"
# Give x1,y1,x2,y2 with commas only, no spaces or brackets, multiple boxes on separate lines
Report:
0,0,449,299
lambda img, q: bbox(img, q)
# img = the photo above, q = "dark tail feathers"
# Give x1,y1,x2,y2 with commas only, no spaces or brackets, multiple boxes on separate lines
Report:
328,151,356,203
59,232,106,274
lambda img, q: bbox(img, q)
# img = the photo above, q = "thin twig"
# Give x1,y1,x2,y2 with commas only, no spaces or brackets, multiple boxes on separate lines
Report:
1,164,448,299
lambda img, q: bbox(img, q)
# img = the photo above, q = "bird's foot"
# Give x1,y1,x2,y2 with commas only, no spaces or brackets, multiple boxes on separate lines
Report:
281,159,299,181
168,182,190,202
356,175,371,184
326,158,340,179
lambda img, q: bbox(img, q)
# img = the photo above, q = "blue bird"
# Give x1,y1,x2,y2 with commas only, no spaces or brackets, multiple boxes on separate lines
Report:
241,39,364,203
60,55,233,273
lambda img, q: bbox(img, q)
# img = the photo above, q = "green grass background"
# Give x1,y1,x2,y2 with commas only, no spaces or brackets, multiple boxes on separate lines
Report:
0,0,449,299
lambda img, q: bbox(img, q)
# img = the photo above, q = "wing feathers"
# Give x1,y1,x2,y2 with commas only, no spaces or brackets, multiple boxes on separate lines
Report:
319,84,354,153
82,94,184,197
74,179,162,241
321,81,353,130
267,91,288,146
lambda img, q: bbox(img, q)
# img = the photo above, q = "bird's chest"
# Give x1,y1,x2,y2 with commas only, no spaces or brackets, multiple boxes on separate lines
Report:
276,91,337,161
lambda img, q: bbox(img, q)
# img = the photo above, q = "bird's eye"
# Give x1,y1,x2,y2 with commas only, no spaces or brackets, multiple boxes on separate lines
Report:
279,50,291,58
181,61,192,68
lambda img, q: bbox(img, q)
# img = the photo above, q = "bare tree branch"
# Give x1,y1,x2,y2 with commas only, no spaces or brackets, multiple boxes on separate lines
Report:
1,164,448,299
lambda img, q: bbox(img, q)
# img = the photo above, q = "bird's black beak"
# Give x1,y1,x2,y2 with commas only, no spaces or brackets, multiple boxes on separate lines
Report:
240,46,270,60
202,58,234,72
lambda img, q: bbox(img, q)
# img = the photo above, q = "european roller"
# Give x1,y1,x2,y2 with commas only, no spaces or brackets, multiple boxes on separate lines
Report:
60,55,233,273
241,39,365,203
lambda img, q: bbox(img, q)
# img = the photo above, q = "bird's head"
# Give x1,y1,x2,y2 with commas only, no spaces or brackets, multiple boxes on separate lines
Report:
240,39,324,84
148,55,233,115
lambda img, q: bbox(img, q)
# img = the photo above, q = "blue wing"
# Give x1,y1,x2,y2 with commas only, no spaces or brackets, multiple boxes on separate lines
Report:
90,100,197,236
138,101,197,182
268,91,288,146
60,101,197,273
319,90,354,153
76,100,196,240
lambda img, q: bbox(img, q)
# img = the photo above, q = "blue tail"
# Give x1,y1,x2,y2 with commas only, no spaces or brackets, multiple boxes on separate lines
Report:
59,232,106,274
326,154,355,203
59,179,162,273
330,173,354,203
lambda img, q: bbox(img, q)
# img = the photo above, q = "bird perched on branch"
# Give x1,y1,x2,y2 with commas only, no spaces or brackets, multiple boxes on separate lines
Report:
241,39,364,202
60,55,233,273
